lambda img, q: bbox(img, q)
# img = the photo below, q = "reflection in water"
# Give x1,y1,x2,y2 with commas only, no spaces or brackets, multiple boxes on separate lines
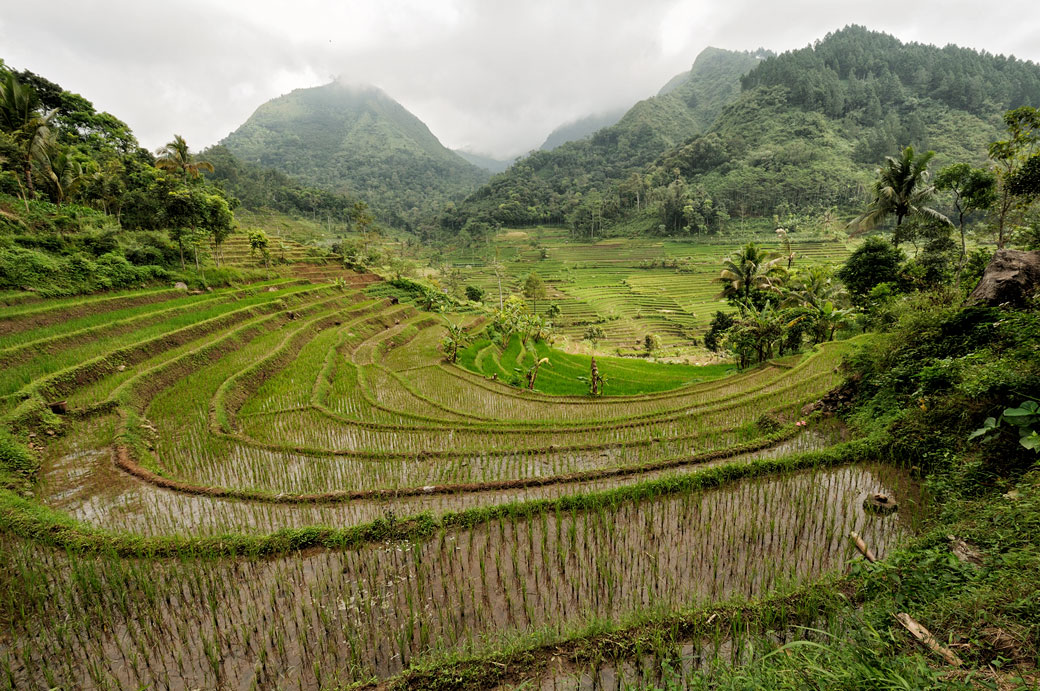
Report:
10,461,919,689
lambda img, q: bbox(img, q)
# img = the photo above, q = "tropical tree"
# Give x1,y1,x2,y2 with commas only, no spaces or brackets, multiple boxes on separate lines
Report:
731,301,786,365
248,229,270,269
492,295,528,349
989,106,1040,248
782,266,851,343
441,318,466,363
523,272,547,314
525,357,549,390
934,163,997,282
714,242,784,307
583,325,605,350
579,356,606,395
203,193,235,266
813,300,855,342
837,236,905,303
850,146,950,242
46,149,96,206
155,134,213,178
0,72,55,202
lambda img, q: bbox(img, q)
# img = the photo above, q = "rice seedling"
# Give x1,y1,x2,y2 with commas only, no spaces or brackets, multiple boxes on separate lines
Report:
0,249,922,689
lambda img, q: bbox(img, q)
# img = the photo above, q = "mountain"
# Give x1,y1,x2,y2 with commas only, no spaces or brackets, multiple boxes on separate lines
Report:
443,46,766,229
220,82,488,225
444,27,1040,238
539,108,628,150
644,25,1040,221
454,149,513,174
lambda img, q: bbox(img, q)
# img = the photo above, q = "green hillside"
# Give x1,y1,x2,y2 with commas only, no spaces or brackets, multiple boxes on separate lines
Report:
445,47,766,229
221,82,488,226
648,25,1040,220
444,27,1040,240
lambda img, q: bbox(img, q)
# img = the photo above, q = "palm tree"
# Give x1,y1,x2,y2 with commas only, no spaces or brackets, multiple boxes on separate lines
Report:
47,150,96,206
783,266,853,343
155,134,213,178
0,72,55,202
714,242,783,305
783,265,844,311
0,71,38,132
849,146,950,240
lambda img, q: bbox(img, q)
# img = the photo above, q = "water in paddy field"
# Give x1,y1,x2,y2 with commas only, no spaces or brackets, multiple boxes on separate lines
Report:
6,462,921,689
38,417,847,536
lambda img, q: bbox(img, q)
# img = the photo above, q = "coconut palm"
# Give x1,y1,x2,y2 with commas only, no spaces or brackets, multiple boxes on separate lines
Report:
0,71,38,133
155,134,213,178
47,149,96,206
714,242,783,306
849,145,950,240
782,266,853,343
0,72,55,201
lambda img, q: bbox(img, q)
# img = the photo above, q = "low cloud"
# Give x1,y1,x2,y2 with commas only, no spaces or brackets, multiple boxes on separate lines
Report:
1,0,1037,158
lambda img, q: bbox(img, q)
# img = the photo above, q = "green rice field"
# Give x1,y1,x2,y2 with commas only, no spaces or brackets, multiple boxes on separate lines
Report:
0,253,922,689
437,228,853,355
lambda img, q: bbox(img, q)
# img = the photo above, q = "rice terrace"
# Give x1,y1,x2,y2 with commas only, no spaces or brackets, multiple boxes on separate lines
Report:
0,232,924,689
3,14,1040,691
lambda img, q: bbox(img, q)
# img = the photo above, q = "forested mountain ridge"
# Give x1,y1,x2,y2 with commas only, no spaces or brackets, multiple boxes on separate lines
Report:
221,82,488,226
440,47,766,231
441,26,1040,240
645,25,1040,223
201,144,363,229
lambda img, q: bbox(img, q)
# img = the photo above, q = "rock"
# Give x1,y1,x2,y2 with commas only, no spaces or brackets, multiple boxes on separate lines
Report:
267,287,278,292
48,401,67,415
863,492,898,514
966,249,1040,307
173,281,189,291
946,535,984,565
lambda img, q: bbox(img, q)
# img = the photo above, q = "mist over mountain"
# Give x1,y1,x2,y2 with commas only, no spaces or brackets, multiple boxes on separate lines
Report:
539,108,629,151
434,27,1040,237
220,82,487,225
442,46,765,228
453,150,514,174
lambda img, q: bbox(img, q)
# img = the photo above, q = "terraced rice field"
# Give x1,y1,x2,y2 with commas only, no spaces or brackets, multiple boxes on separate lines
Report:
443,228,852,354
0,268,920,689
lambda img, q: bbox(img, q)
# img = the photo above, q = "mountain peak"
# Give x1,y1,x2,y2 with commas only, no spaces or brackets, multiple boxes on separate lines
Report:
220,81,486,223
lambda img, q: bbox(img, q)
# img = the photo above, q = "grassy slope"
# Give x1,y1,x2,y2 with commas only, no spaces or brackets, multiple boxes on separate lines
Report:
457,334,736,395
441,227,851,354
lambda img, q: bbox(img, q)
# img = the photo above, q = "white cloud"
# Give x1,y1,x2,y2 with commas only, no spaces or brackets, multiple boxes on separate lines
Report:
1,0,1038,158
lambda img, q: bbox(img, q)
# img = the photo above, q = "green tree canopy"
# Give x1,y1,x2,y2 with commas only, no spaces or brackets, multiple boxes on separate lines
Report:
714,242,783,308
850,145,950,241
836,236,905,302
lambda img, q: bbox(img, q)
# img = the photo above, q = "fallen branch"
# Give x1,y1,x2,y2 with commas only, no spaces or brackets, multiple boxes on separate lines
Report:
849,531,876,562
895,613,963,667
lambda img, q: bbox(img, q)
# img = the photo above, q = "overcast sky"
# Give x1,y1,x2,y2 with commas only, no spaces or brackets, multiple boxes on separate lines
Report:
2,1,1039,160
